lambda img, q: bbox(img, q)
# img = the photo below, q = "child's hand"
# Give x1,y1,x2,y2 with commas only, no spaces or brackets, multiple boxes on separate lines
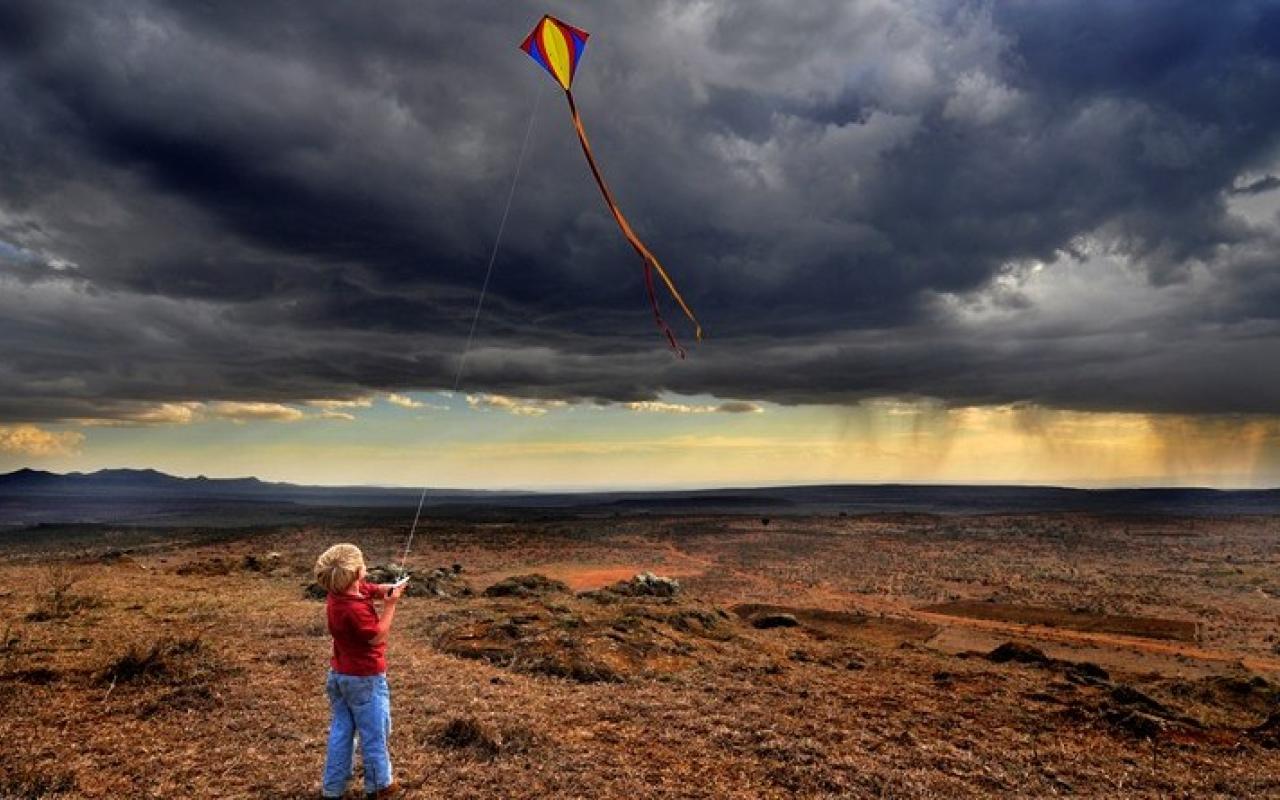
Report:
385,583,405,603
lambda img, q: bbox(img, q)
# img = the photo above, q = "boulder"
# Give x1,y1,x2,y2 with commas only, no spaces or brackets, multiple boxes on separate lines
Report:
582,572,681,601
369,563,474,598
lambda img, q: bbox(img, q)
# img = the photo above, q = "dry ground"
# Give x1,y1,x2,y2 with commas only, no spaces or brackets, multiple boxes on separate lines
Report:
1,513,1278,798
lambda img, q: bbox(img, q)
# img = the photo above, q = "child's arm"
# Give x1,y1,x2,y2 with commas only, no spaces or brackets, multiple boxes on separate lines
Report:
369,583,404,645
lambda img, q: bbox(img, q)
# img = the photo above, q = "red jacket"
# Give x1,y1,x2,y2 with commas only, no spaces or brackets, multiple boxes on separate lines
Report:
326,581,387,676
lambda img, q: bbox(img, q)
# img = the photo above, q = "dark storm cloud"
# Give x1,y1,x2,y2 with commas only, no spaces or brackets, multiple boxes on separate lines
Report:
2,0,1280,421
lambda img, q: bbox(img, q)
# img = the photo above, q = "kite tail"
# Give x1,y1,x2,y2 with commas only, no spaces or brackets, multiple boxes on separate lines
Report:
565,91,703,353
642,257,686,358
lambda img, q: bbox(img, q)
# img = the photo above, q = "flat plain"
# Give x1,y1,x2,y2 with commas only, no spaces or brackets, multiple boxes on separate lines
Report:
1,511,1278,798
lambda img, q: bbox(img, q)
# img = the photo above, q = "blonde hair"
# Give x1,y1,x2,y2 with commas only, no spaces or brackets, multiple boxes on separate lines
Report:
314,543,365,592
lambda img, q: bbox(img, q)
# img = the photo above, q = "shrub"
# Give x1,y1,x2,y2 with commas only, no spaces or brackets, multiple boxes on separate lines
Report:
26,564,100,622
433,716,539,758
96,637,217,688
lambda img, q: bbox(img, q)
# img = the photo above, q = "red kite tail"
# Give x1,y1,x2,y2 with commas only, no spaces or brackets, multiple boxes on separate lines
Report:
565,90,702,354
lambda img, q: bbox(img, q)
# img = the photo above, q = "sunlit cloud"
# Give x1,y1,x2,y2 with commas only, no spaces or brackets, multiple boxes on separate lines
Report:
623,400,764,414
466,394,568,417
307,397,374,411
385,393,423,409
624,401,717,414
76,402,204,427
74,399,363,426
208,402,305,423
0,424,84,457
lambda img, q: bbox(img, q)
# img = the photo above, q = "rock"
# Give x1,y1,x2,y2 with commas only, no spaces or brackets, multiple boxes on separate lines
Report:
483,574,570,599
752,613,800,629
987,642,1052,665
369,563,474,599
582,572,681,601
365,564,407,584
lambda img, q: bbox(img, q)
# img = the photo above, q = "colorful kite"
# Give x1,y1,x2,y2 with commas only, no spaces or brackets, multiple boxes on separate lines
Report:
520,14,702,356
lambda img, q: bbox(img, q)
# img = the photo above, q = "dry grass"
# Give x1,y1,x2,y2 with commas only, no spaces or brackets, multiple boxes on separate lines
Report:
26,563,100,622
0,514,1277,798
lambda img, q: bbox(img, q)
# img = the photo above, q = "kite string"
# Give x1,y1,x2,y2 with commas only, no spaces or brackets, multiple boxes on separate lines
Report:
398,85,543,569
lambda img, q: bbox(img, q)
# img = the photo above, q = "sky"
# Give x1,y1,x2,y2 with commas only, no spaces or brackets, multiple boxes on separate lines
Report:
2,0,1280,489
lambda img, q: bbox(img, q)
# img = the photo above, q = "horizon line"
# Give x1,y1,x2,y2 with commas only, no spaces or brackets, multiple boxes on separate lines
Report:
5,465,1278,495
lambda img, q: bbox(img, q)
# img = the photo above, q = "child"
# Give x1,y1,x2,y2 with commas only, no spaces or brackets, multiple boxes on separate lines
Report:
313,543,405,800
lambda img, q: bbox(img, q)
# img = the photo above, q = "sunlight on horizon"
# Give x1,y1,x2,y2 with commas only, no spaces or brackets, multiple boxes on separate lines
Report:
3,393,1277,491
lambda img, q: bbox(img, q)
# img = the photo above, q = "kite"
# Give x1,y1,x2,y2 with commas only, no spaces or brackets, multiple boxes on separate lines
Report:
520,14,702,356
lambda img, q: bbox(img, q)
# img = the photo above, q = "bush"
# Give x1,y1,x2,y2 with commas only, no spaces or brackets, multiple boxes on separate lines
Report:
26,564,100,622
433,716,538,758
96,637,218,688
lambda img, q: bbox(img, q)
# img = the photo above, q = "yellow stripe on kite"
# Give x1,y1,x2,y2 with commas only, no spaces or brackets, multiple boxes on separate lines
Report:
541,24,573,90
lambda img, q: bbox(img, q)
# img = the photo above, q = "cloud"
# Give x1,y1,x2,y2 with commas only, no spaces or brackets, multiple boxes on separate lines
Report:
76,402,204,427
466,393,568,417
624,401,719,414
73,399,366,425
623,399,763,414
0,424,84,456
307,397,374,411
716,401,763,414
385,393,423,409
0,1,1278,423
208,402,305,423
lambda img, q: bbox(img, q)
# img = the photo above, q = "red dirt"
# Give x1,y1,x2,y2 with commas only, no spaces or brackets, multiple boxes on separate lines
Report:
920,600,1199,642
732,603,936,646
5,513,1280,798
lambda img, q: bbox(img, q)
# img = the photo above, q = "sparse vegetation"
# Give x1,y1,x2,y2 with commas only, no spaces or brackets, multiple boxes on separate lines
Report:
96,636,219,688
26,563,99,621
0,512,1278,797
432,715,539,758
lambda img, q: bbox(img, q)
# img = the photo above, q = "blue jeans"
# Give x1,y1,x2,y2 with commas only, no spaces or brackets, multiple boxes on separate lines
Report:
322,671,393,798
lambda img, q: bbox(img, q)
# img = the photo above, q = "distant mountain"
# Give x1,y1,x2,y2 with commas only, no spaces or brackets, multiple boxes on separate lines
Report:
0,468,509,504
2,468,1279,527
0,467,275,495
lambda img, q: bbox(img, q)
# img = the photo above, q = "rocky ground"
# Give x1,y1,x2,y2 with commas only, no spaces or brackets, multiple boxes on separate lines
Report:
0,513,1277,798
